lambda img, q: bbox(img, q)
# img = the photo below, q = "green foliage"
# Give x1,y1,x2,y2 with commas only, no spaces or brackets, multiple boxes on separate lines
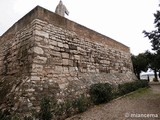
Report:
118,80,149,96
145,51,160,81
89,83,113,104
73,95,90,113
127,88,151,98
52,103,66,119
12,115,21,120
64,99,73,117
111,86,119,99
0,81,149,120
0,110,11,120
143,10,160,52
143,6,160,80
23,116,33,120
38,97,53,120
131,54,148,79
132,51,160,81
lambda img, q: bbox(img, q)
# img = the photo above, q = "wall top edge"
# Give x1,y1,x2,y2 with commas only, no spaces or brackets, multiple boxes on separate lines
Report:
0,5,130,52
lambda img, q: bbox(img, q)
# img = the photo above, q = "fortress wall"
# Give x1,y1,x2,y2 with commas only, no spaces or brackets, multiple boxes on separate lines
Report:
0,6,136,114
34,6,130,53
29,18,134,100
0,24,34,77
0,19,35,110
27,6,136,111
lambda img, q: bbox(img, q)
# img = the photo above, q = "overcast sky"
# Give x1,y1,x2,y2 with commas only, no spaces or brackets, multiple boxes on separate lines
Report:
0,0,159,55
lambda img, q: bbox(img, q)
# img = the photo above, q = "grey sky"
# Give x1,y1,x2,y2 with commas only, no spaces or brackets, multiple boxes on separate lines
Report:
0,0,159,55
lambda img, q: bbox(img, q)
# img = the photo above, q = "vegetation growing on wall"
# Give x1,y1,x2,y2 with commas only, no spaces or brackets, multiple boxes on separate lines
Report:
0,80,148,120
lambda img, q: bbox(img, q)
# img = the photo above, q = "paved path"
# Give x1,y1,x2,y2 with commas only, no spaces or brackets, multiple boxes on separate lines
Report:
66,83,160,120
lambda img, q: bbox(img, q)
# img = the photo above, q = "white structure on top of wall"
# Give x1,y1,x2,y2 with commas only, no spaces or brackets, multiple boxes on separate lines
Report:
55,0,69,17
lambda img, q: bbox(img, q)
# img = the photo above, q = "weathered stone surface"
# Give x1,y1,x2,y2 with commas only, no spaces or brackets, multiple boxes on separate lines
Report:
34,46,44,55
62,59,69,66
34,56,47,64
0,6,136,118
50,40,57,46
62,53,69,58
34,30,49,38
57,42,63,48
74,55,80,60
55,66,63,72
30,76,41,81
63,44,69,49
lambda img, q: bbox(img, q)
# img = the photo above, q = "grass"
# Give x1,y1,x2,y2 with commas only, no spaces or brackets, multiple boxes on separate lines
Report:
126,88,150,98
126,87,160,99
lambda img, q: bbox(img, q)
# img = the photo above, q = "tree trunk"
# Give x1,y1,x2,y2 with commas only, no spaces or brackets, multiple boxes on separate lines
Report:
147,75,150,82
154,69,158,82
137,72,140,80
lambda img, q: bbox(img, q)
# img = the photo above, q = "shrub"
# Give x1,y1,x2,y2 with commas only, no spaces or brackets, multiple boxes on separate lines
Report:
73,95,90,113
89,83,113,104
53,103,66,119
118,82,134,95
12,115,21,120
118,80,149,96
136,80,149,88
0,110,11,120
111,87,119,99
23,116,33,120
38,97,53,120
64,99,73,117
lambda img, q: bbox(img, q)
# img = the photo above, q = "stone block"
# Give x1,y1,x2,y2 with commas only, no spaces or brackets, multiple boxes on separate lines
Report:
34,46,44,55
62,53,69,58
115,63,120,67
63,67,69,73
0,60,3,66
59,83,68,89
69,67,75,72
74,55,80,60
26,88,35,92
34,56,47,64
80,63,87,68
62,59,69,66
68,59,73,66
53,57,62,65
55,66,63,72
49,35,56,40
51,51,61,57
30,76,41,81
57,42,63,47
32,64,43,72
34,30,49,38
63,44,69,48
69,44,77,50
50,40,57,46
49,45,54,49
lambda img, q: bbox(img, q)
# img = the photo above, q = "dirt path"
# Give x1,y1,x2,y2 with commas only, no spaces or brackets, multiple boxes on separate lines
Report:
66,83,160,120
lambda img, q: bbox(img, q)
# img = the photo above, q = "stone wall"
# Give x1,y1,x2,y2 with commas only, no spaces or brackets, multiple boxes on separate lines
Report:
0,18,35,112
0,6,136,114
